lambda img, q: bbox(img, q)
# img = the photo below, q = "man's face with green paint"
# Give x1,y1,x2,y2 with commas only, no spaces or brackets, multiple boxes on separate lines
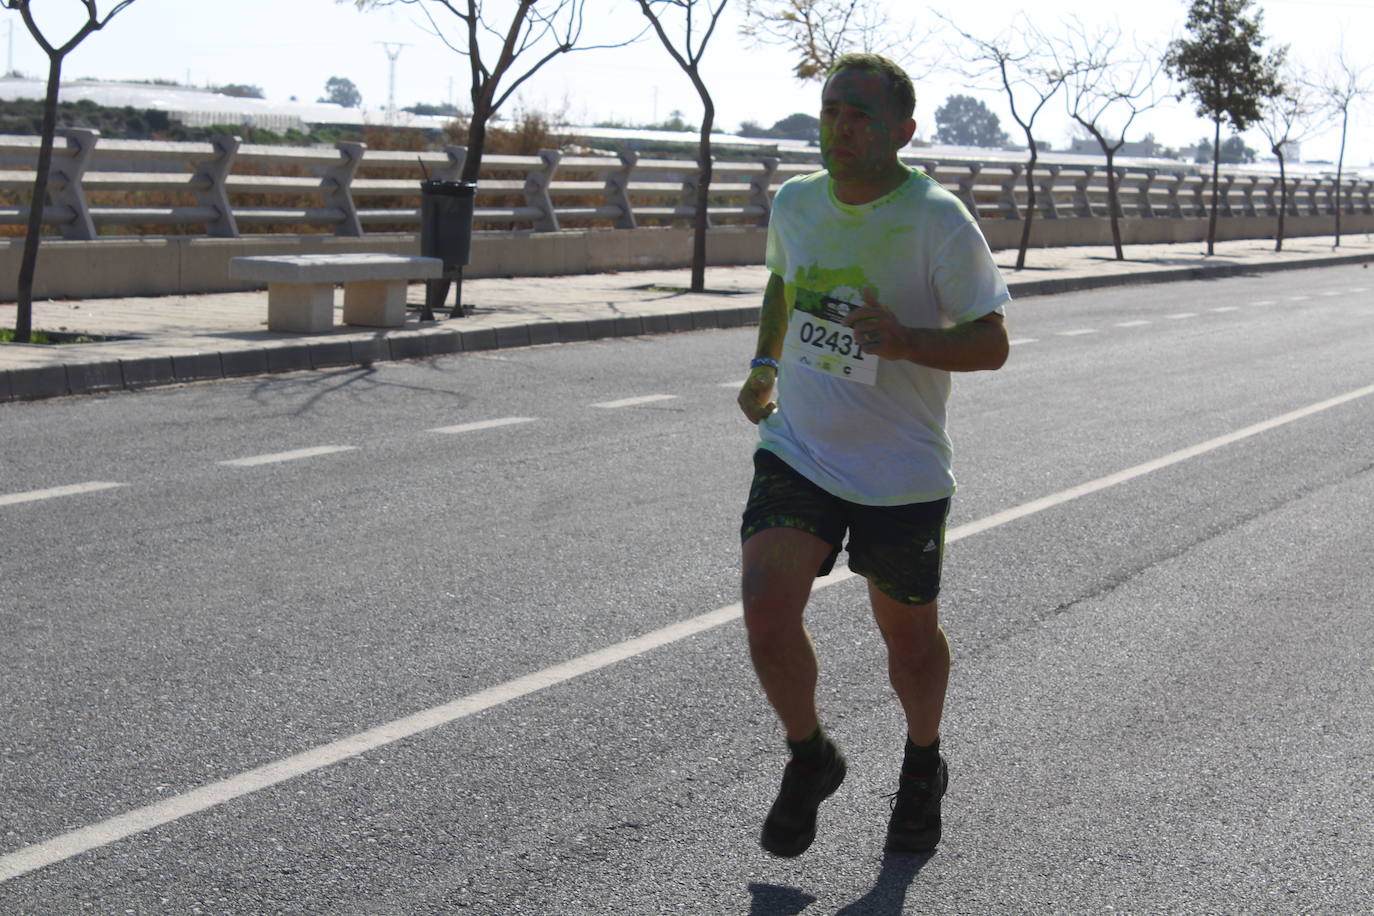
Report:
819,68,911,188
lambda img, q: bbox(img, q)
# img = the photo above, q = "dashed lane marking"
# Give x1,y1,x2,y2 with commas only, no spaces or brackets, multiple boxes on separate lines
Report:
1009,338,1039,346
1211,306,1241,312
218,446,358,468
6,380,1374,883
1116,320,1151,328
429,417,537,435
1288,295,1311,302
1252,300,1276,306
1057,329,1098,337
591,394,679,409
0,481,126,508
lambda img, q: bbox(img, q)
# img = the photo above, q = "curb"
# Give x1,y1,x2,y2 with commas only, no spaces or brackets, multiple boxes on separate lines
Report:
4,252,1371,403
1004,250,1374,298
1,305,759,403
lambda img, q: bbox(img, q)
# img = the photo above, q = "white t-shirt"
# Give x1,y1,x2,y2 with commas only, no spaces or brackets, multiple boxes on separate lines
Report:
758,167,1010,505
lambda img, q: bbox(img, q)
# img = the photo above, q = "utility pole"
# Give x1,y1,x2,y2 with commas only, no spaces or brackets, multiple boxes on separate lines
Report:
377,42,408,121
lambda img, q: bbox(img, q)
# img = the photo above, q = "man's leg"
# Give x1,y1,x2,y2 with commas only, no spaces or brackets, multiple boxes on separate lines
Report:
869,582,950,853
742,526,847,857
868,583,949,745
741,527,834,740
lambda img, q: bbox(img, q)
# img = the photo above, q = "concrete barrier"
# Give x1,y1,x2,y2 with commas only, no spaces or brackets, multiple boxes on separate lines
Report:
5,215,1374,300
0,226,772,299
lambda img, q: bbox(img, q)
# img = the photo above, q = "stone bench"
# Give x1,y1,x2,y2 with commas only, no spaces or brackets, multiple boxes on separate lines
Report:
228,253,444,332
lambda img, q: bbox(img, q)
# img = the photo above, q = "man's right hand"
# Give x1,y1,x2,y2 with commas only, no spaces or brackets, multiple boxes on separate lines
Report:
738,366,778,424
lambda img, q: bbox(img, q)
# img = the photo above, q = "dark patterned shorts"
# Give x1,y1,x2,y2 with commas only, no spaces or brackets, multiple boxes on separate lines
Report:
740,449,950,606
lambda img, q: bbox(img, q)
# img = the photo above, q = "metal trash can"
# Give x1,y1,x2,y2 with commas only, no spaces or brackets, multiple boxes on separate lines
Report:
419,179,476,318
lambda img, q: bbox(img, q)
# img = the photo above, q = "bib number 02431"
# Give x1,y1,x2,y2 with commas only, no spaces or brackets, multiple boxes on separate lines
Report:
782,312,878,386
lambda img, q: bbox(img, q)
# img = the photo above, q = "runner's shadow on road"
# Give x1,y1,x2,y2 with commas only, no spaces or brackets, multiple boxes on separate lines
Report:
746,882,817,915
745,852,931,915
833,851,934,915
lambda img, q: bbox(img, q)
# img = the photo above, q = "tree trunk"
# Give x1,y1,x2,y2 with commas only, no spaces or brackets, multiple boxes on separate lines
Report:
1207,117,1220,256
1016,137,1037,271
461,96,491,184
1334,110,1348,248
1275,151,1286,252
1106,149,1123,261
14,52,65,343
691,99,714,293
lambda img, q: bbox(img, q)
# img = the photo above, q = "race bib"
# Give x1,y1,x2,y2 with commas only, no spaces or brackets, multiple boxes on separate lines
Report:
782,311,877,386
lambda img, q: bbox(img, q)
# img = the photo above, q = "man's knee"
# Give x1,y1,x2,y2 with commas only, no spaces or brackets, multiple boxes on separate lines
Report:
741,528,831,634
871,591,944,653
741,565,807,641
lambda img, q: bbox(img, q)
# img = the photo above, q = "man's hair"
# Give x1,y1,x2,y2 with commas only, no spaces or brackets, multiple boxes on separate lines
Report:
825,53,916,121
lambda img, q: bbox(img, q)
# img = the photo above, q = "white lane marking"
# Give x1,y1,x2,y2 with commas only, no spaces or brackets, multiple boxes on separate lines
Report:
1252,300,1276,306
1115,320,1151,328
1210,306,1241,313
0,481,126,508
7,380,1374,883
218,446,357,468
429,417,536,435
719,381,745,388
1349,287,1369,293
1165,312,1198,319
1289,295,1311,302
1009,338,1039,346
1319,291,1343,297
953,381,1374,541
1057,329,1098,337
591,394,678,409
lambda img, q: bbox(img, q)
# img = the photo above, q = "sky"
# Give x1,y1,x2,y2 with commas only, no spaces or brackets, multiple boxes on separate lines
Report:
4,0,1371,167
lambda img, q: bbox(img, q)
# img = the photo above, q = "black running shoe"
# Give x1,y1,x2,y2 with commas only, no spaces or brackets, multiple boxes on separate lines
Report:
759,740,847,857
884,755,948,853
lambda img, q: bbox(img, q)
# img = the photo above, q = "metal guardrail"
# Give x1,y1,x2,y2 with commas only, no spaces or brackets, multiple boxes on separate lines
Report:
1,129,1371,241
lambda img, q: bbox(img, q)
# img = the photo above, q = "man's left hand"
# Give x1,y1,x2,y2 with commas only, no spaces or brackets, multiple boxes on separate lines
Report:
842,288,911,361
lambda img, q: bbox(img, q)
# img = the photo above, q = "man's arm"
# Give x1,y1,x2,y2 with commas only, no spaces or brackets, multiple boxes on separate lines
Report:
738,272,789,423
843,289,1009,372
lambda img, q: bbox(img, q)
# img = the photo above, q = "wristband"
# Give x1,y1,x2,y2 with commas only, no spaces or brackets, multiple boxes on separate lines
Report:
749,357,779,371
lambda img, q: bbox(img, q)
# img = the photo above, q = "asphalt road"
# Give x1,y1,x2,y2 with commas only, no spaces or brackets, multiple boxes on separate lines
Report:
2,265,1372,915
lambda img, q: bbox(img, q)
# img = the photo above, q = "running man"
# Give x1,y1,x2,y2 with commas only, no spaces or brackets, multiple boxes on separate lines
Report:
737,53,1011,857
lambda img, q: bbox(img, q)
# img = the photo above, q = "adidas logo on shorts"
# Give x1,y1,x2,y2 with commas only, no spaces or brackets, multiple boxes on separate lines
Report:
922,540,937,553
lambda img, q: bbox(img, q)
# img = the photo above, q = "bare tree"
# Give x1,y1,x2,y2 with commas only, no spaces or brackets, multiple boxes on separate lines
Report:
348,1,633,183
740,0,918,81
5,0,137,344
1307,47,1371,248
1255,73,1316,252
1059,18,1166,261
347,0,637,314
636,0,727,294
943,14,1070,270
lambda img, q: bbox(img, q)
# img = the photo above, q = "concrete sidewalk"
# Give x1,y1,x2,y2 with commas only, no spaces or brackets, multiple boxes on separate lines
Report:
2,234,1372,403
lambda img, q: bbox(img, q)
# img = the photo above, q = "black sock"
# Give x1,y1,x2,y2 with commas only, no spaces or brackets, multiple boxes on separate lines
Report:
902,736,941,777
787,726,829,763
